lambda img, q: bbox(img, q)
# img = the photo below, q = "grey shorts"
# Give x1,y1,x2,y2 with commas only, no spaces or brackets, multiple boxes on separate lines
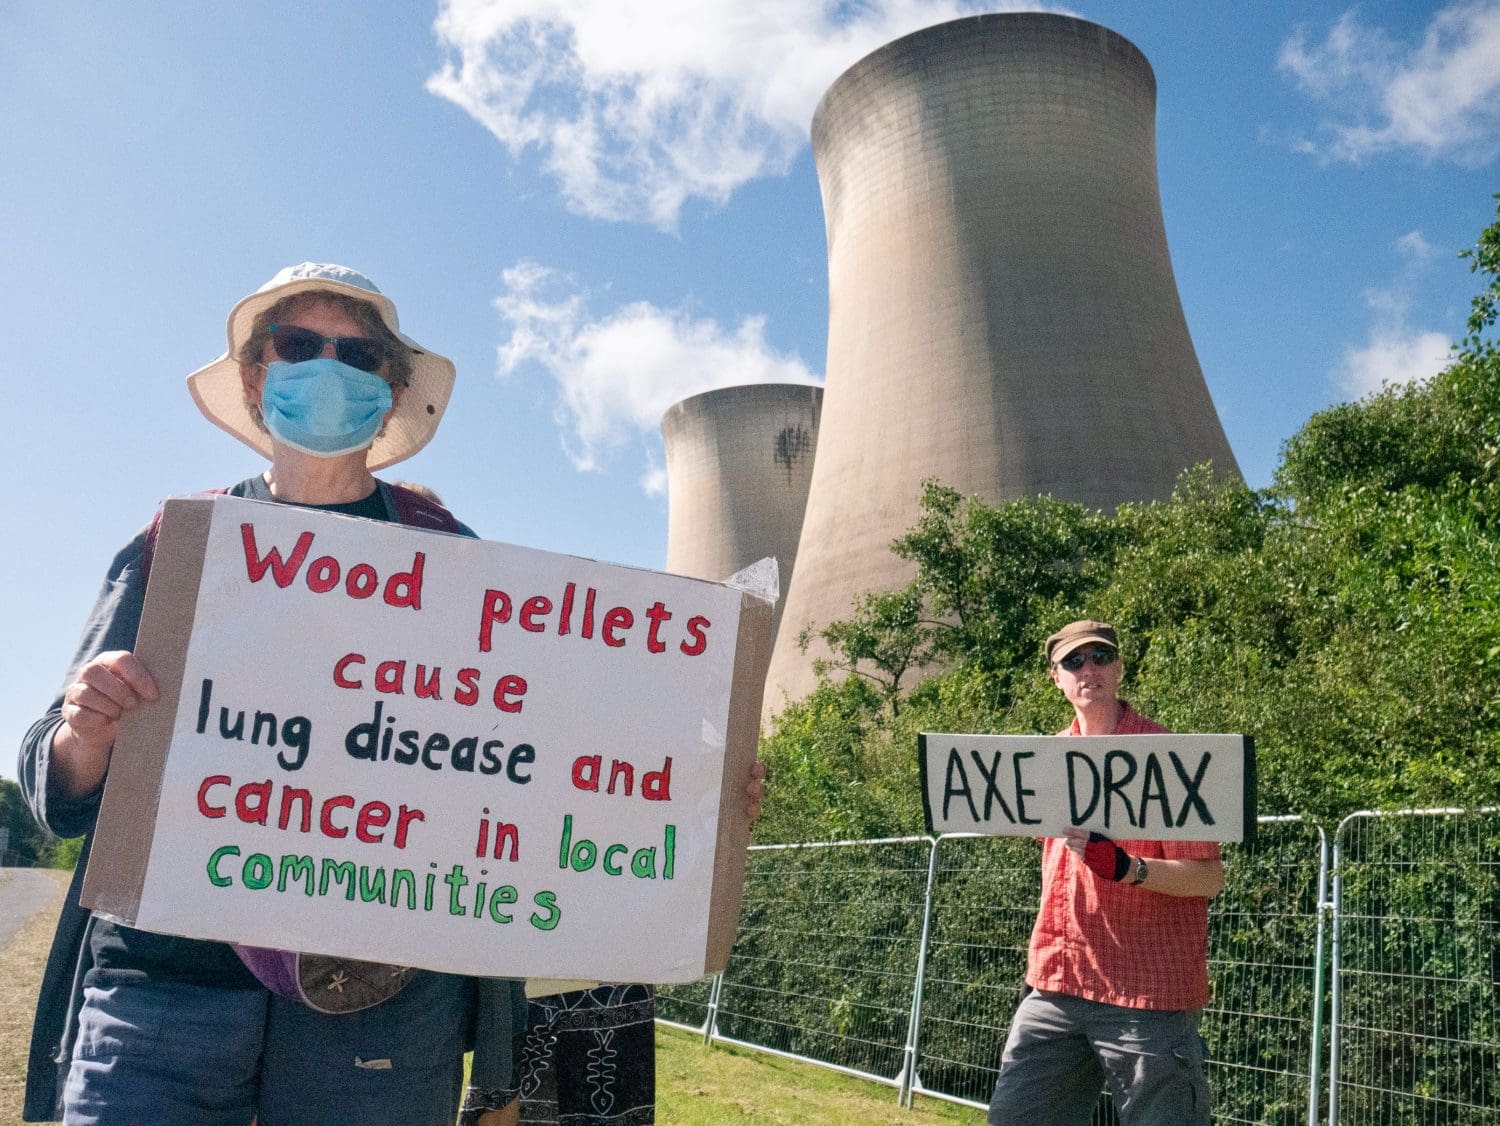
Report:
987,989,1209,1126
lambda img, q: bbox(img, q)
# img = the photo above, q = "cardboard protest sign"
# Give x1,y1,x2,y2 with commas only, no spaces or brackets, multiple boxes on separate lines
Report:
81,496,772,983
919,732,1255,843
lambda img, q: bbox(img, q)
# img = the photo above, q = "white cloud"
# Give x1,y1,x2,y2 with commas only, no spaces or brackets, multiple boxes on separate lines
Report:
428,0,1046,228
1279,1,1500,164
495,261,820,480
1337,326,1452,397
1334,230,1453,397
1395,230,1433,261
639,463,668,497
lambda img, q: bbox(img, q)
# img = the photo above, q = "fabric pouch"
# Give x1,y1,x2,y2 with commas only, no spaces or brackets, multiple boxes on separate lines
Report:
232,945,413,1014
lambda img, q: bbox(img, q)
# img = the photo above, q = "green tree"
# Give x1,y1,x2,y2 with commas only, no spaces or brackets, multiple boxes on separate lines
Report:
1459,193,1500,353
0,777,52,865
801,586,934,709
47,833,85,869
890,481,1119,674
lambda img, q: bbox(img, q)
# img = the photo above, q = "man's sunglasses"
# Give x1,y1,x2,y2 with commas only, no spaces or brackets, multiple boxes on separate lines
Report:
269,323,387,373
1056,648,1118,672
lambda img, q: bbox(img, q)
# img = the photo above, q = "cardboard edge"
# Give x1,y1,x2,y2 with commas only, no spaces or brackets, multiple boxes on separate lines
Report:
80,498,214,924
1240,735,1257,847
917,733,936,834
701,591,773,975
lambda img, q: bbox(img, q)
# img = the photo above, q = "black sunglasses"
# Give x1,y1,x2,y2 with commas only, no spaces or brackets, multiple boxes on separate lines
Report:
269,323,387,373
1056,648,1118,672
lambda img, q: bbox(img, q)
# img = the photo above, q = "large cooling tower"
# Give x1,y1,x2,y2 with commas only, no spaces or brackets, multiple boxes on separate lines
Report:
662,383,823,643
765,13,1239,713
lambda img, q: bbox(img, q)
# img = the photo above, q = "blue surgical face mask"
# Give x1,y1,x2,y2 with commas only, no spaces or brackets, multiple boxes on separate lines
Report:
261,358,393,457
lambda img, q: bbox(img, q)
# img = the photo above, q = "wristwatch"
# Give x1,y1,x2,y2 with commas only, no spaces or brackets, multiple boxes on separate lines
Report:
1129,856,1148,886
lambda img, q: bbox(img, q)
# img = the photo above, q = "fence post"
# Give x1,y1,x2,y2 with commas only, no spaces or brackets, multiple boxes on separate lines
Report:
1307,826,1330,1126
897,836,941,1108
1325,815,1356,1126
703,970,724,1046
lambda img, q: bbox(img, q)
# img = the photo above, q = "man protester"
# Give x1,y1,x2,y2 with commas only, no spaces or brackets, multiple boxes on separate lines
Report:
987,620,1224,1126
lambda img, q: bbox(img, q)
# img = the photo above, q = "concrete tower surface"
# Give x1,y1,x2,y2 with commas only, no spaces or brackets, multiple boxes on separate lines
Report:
662,382,823,643
765,12,1239,713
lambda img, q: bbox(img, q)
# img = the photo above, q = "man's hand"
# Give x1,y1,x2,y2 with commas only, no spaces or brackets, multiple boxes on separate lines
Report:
1064,829,1226,897
745,759,766,824
1064,828,1130,882
52,650,158,799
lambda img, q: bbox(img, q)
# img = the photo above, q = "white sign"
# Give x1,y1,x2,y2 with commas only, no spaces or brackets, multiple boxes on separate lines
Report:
83,496,771,983
919,732,1255,842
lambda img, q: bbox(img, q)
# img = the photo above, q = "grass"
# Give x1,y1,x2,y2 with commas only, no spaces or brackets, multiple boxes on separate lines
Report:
656,1025,984,1124
1,868,69,1126
0,878,983,1125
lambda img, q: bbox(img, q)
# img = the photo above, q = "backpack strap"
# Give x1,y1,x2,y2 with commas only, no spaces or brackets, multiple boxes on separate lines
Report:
139,484,462,583
139,487,231,584
386,482,466,534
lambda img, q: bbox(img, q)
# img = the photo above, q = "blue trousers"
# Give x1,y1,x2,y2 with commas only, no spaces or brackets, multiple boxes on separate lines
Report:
63,970,475,1125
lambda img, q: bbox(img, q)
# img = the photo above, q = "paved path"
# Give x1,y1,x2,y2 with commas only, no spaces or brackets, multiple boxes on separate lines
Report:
0,868,65,949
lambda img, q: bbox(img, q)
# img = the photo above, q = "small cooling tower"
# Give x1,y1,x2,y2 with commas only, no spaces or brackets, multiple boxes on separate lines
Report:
662,383,823,644
766,13,1239,713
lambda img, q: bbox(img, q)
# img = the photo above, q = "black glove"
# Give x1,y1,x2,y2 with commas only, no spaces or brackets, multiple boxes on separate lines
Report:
1081,831,1131,882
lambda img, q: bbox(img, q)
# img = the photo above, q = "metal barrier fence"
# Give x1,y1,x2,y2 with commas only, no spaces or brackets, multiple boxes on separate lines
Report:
658,810,1500,1123
1328,809,1499,1124
662,837,934,1083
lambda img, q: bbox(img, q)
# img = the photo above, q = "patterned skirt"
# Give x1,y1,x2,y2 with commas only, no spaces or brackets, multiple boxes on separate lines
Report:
519,984,655,1125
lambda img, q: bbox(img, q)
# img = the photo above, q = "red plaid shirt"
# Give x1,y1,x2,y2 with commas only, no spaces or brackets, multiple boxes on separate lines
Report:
1024,702,1219,1011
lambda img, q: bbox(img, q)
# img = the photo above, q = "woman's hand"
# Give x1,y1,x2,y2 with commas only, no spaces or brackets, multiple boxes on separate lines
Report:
53,650,158,798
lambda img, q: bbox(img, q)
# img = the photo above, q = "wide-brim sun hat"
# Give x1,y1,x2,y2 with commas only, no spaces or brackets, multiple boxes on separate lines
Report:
186,262,455,471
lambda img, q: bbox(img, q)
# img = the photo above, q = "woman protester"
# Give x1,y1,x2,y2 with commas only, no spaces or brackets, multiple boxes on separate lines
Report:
22,263,532,1124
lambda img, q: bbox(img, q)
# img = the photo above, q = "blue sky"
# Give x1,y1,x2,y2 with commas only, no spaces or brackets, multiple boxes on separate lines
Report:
3,1,1497,780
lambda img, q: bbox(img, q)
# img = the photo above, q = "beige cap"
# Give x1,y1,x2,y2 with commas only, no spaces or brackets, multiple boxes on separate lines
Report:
186,263,455,471
1044,619,1119,664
